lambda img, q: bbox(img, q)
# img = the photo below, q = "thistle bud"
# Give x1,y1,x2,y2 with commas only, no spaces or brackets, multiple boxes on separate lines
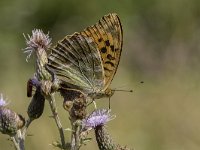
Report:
27,88,45,120
95,126,132,150
71,93,87,119
61,89,87,119
0,95,25,136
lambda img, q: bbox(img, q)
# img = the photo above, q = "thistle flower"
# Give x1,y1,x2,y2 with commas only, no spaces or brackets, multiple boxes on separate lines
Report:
82,109,115,129
23,29,52,61
0,95,25,136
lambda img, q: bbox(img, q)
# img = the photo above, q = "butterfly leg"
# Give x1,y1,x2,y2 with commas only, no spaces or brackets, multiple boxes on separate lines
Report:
109,97,111,110
86,98,97,109
45,65,60,92
93,99,97,110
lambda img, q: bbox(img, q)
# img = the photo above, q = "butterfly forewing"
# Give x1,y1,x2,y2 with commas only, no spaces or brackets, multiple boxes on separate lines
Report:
80,13,123,91
47,34,104,94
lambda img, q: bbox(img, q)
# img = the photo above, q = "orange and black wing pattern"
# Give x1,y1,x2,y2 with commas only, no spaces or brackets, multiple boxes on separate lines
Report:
80,13,123,91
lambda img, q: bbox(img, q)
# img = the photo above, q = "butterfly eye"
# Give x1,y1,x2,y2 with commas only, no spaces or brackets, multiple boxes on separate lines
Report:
107,54,115,60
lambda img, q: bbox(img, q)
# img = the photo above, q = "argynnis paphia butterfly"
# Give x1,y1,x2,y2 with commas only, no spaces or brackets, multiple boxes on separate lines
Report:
47,13,123,100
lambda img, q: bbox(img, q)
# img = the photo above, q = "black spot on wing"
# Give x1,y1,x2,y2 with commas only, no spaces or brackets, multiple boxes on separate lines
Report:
98,38,103,42
105,40,110,46
101,47,107,53
104,67,112,71
107,54,115,60
115,48,119,51
105,61,114,67
110,45,114,51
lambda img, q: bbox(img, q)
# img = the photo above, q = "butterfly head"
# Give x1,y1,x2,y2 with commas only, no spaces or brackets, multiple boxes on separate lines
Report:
105,88,115,98
97,88,133,100
90,88,114,99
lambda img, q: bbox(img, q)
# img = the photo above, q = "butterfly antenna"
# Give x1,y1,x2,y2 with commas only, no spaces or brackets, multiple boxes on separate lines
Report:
112,89,133,92
112,81,144,93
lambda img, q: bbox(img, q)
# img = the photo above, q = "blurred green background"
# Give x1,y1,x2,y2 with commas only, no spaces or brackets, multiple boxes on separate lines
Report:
1,0,200,149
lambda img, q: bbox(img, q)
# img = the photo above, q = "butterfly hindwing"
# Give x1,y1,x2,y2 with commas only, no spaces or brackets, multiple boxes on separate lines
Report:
47,33,104,94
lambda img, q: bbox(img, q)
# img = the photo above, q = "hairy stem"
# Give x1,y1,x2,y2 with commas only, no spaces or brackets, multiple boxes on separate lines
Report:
11,136,20,150
11,130,25,150
47,94,66,149
70,121,81,150
22,118,32,139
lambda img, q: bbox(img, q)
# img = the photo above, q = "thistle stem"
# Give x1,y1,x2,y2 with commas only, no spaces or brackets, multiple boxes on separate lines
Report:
11,136,20,150
18,131,25,150
47,94,66,149
22,118,32,139
70,120,81,150
11,130,25,150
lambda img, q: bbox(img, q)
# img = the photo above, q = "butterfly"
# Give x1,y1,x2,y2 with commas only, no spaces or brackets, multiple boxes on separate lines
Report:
47,13,123,101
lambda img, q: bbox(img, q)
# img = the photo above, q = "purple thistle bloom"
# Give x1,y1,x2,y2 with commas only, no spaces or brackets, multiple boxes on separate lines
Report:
0,94,9,107
83,109,116,129
23,29,52,61
30,77,40,87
